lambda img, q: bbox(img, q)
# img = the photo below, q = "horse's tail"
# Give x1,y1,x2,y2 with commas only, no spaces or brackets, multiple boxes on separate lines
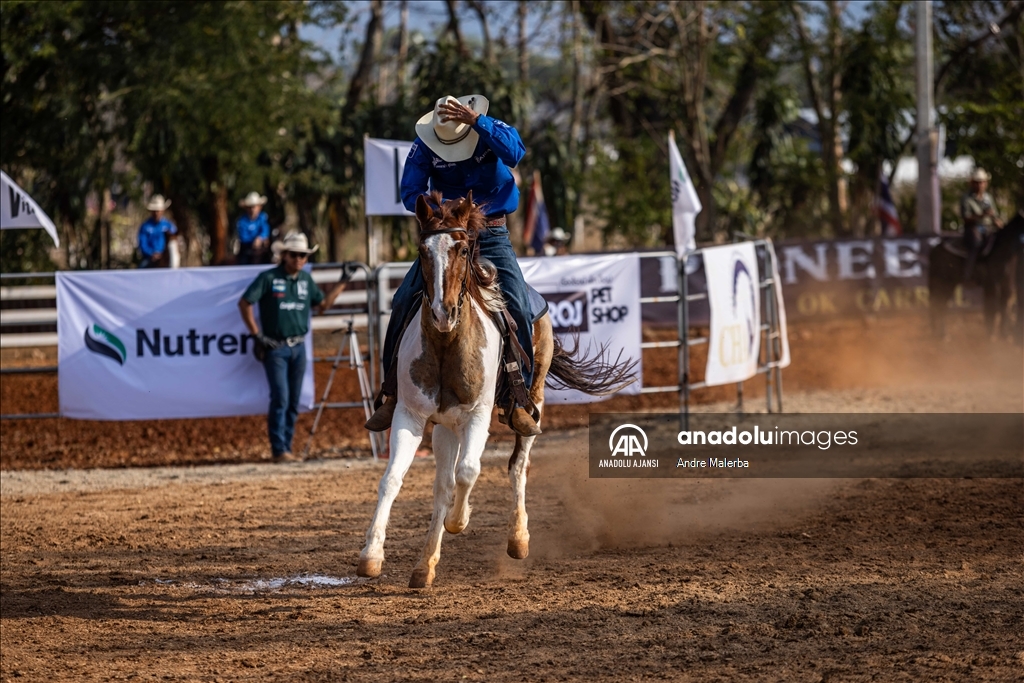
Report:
546,334,638,396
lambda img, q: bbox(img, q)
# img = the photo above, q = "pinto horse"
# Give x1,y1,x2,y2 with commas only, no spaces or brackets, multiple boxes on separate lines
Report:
357,192,635,588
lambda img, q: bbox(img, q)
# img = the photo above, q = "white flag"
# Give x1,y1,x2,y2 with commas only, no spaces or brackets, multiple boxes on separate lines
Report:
668,131,700,257
363,137,414,216
1,170,60,246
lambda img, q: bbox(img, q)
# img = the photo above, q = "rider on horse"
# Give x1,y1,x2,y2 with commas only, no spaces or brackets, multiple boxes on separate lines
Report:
962,167,1003,280
364,94,541,437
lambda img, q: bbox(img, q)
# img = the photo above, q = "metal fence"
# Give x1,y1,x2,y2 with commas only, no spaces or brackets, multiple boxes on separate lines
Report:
1,250,786,426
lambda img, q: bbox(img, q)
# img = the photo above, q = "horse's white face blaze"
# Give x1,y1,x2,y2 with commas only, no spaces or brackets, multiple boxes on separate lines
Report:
421,232,470,333
424,234,452,331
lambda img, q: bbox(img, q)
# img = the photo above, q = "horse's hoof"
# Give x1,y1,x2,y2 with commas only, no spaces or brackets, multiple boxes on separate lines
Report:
357,557,382,578
444,509,469,534
409,567,433,588
507,536,530,560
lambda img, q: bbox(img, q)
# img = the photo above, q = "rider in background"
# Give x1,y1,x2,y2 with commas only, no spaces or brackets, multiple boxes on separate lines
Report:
137,194,177,268
364,93,540,437
236,191,271,265
961,167,1002,279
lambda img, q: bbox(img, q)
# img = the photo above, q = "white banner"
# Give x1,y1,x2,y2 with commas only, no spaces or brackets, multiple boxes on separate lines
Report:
364,137,414,216
669,131,700,257
1,170,60,246
703,243,761,386
57,267,314,420
519,253,642,404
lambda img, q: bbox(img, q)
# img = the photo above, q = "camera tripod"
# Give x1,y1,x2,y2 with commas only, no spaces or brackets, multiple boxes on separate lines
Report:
301,318,381,460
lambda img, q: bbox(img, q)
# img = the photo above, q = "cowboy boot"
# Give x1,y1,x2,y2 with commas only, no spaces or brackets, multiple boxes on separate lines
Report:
509,406,542,436
503,361,541,436
365,356,400,432
364,397,396,432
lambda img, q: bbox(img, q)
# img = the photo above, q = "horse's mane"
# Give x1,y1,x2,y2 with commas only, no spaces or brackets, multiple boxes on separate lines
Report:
422,191,505,314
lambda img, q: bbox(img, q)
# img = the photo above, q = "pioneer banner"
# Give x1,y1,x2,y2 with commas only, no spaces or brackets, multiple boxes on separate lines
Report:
519,253,643,404
775,235,981,319
57,267,314,420
703,242,761,386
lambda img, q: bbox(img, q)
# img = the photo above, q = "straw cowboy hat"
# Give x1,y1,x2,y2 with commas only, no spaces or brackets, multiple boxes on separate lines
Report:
239,191,268,207
146,194,171,211
970,168,991,183
415,94,489,162
278,231,318,255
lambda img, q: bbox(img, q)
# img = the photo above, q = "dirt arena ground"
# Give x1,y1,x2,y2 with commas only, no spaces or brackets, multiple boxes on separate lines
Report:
2,316,1022,681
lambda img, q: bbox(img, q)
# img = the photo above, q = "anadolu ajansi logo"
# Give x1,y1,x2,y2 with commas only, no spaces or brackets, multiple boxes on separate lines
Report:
609,424,648,457
84,324,127,365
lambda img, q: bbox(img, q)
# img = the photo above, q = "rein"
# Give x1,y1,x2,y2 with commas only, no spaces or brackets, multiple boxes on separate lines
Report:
419,226,480,325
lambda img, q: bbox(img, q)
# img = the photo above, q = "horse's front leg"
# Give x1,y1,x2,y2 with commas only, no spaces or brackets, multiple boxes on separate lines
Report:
409,423,460,588
444,410,491,534
357,406,426,578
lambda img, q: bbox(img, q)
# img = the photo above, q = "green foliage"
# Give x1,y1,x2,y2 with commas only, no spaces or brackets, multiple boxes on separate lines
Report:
588,136,670,246
2,0,330,266
842,1,915,187
2,0,1020,274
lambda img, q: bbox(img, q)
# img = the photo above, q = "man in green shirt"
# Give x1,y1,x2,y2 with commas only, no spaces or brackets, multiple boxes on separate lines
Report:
961,167,1002,279
239,232,346,462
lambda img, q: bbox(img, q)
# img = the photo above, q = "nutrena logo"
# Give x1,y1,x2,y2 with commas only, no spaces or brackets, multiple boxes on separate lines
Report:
84,324,127,365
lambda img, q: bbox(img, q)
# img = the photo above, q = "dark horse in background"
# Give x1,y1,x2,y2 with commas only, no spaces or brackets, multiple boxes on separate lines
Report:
929,210,1024,341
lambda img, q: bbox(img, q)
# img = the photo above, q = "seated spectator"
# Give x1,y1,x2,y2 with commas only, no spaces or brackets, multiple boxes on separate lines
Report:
137,195,177,268
236,191,271,265
545,227,570,256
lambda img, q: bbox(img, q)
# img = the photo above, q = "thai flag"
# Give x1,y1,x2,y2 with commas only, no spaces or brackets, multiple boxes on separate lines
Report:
521,170,550,255
876,175,902,237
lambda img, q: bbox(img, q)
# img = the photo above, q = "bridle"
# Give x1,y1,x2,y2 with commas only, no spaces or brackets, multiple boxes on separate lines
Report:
419,225,479,325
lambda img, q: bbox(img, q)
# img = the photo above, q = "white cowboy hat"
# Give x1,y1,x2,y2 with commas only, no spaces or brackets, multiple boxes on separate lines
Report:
278,231,318,255
548,227,569,243
239,191,268,207
415,94,489,162
970,168,991,182
146,194,171,211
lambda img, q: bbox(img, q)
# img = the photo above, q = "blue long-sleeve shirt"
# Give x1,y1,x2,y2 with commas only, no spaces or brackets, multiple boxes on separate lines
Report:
401,115,526,217
236,212,270,244
137,217,177,256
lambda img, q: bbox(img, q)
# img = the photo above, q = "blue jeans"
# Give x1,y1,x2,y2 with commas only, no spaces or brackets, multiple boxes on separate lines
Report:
263,342,306,455
382,225,534,389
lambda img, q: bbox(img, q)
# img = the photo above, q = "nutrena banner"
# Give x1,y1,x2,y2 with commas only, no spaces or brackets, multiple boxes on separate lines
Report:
519,253,642,404
702,242,761,387
57,267,314,420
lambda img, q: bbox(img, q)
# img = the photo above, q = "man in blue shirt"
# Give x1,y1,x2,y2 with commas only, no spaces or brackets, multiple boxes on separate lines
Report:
365,94,540,436
137,195,177,268
236,191,272,265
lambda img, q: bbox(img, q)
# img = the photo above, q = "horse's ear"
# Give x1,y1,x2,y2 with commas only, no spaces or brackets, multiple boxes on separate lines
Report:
415,194,432,230
454,191,476,225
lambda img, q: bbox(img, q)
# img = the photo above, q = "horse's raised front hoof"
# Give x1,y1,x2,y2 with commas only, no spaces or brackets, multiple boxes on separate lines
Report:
444,509,469,534
357,557,383,578
409,566,434,589
507,536,530,560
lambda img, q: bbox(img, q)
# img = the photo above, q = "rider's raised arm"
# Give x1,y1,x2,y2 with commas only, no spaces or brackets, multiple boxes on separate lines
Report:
473,116,525,168
400,141,432,213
